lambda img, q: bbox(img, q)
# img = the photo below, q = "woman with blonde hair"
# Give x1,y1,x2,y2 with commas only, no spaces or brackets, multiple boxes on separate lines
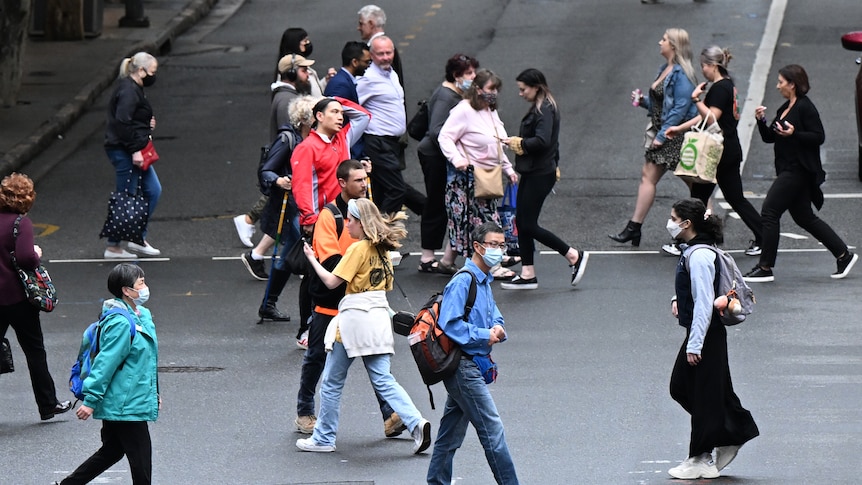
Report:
609,28,698,251
0,173,71,421
297,198,431,454
103,51,162,258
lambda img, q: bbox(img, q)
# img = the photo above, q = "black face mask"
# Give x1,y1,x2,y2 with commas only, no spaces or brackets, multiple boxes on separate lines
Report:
142,74,157,87
303,42,313,57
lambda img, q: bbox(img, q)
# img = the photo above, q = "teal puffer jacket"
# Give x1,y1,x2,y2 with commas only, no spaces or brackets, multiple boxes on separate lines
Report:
83,299,159,421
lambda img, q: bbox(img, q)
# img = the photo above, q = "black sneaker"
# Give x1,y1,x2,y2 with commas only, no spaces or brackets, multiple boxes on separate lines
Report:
258,303,290,322
744,240,762,256
241,251,268,281
831,252,858,280
500,275,538,290
661,242,681,256
570,250,589,287
743,266,774,283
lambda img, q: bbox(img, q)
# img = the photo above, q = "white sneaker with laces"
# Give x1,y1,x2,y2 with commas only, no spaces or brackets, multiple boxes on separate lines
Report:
411,418,431,454
296,437,335,452
668,453,719,479
127,241,161,256
104,248,137,259
233,215,255,248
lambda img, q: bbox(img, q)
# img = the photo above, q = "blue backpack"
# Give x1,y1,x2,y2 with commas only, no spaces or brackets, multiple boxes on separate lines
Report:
69,308,136,401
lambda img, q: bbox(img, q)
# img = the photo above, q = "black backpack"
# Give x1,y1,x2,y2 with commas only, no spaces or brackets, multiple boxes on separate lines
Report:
258,126,297,196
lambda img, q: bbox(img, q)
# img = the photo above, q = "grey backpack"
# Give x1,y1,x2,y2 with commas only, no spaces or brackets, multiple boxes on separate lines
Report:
685,245,755,326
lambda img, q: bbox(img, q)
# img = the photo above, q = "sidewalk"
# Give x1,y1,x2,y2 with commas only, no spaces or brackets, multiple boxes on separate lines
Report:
0,0,215,177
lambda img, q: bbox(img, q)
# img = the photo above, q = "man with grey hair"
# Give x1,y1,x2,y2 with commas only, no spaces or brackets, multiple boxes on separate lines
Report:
357,4,403,86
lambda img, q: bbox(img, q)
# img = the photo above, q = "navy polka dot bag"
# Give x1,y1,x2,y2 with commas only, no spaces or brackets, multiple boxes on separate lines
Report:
99,179,148,246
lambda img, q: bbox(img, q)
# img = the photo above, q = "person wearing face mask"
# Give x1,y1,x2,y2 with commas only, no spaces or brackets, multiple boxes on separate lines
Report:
275,27,328,97
103,52,162,259
666,199,758,480
417,53,480,275
57,263,161,485
438,69,518,280
427,222,519,485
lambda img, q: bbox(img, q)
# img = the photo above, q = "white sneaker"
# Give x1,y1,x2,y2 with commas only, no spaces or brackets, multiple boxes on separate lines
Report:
411,418,431,454
104,248,137,259
668,453,719,479
127,241,161,256
233,215,255,248
296,437,334,452
661,243,681,257
714,444,741,471
296,330,309,350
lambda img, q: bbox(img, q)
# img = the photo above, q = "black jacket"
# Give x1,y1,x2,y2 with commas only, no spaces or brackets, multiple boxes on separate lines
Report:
104,77,153,153
514,98,559,176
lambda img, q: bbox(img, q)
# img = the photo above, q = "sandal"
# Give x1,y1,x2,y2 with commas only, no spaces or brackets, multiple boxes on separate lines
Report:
436,261,458,275
418,259,439,273
491,267,516,280
501,256,521,268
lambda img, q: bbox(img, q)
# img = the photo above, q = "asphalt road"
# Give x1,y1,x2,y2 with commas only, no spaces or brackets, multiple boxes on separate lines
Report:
3,0,862,484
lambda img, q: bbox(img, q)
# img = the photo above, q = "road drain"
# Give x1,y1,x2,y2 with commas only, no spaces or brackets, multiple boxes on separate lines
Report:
157,366,224,373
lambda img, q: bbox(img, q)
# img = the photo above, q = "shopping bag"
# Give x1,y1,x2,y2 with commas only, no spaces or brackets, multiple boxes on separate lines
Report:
99,182,148,246
675,113,723,184
497,182,519,256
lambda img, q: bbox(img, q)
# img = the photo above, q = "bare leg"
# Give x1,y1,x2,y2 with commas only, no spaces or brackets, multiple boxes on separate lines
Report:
631,161,668,223
252,234,276,257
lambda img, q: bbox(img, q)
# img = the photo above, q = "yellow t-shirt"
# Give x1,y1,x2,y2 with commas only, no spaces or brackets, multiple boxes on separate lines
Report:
332,239,393,294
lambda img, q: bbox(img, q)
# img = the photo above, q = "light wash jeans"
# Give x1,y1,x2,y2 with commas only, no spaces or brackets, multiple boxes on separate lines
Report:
426,358,518,485
106,148,162,245
310,341,422,447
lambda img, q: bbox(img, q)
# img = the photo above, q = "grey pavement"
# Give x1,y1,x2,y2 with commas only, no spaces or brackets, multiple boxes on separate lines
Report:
0,0,216,178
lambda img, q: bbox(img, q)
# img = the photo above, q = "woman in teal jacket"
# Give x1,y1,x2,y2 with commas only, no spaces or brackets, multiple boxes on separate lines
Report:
57,263,159,485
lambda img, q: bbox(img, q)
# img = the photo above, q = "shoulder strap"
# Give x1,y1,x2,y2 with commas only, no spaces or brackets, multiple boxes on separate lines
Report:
323,202,343,238
94,308,136,356
453,269,478,321
9,215,22,268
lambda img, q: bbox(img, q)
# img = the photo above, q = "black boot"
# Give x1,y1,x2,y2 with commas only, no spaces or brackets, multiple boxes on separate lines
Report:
608,220,642,246
258,267,291,323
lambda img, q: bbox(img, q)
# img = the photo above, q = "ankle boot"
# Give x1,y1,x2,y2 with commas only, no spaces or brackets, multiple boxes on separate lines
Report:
608,220,642,246
258,268,291,323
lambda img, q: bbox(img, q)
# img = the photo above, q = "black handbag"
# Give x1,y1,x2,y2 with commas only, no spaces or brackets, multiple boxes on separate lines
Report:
100,179,148,246
1,337,13,374
10,216,58,312
406,99,429,141
285,236,311,276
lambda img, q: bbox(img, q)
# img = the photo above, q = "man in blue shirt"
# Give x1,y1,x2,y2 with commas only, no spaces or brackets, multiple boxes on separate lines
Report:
427,222,519,485
324,41,371,159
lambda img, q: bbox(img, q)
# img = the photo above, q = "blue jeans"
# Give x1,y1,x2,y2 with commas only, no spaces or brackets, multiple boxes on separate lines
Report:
310,341,422,447
427,358,518,485
106,148,162,245
296,312,395,419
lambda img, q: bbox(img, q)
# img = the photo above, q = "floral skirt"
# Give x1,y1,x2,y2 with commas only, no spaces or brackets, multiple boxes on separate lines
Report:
644,132,684,170
445,167,501,258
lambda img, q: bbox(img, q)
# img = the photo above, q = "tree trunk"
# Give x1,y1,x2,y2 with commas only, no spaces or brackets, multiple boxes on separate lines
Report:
0,0,30,107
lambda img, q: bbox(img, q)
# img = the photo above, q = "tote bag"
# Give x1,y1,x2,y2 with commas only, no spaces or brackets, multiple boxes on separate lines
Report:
99,180,148,246
675,112,724,184
497,182,519,255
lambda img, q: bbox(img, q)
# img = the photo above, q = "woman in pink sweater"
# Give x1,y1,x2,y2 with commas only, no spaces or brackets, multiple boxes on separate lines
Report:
438,69,518,279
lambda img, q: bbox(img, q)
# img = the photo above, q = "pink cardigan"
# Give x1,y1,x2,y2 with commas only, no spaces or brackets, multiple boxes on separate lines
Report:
438,100,514,176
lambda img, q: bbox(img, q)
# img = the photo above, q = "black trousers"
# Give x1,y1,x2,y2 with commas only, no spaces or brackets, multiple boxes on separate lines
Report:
689,158,763,245
61,420,152,485
419,149,449,250
365,134,426,215
669,321,759,457
515,172,570,266
0,300,61,416
759,170,847,268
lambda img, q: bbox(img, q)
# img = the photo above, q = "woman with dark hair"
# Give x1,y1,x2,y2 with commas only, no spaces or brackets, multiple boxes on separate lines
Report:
438,69,518,280
275,27,327,96
667,46,763,257
417,53,479,275
744,64,857,282
667,198,759,480
103,52,162,258
58,263,160,485
500,68,588,289
0,173,71,421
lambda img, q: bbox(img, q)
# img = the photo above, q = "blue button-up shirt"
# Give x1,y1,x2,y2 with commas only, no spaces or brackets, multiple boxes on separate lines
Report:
438,259,506,357
357,62,406,136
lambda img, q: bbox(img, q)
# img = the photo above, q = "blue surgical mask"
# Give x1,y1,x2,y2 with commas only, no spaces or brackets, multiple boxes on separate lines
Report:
457,78,472,92
132,286,150,306
481,247,504,268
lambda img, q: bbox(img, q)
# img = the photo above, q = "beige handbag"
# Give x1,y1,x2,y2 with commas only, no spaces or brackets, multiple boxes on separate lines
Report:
461,138,504,199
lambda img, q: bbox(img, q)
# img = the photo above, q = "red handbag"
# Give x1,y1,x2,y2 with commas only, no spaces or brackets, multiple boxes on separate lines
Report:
140,139,159,170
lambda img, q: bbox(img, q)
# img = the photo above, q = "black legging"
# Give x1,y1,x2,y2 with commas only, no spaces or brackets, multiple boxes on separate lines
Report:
419,149,448,250
758,169,847,268
515,171,570,266
689,157,763,245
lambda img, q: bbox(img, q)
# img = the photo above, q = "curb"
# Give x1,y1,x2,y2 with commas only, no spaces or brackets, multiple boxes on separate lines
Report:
0,0,216,177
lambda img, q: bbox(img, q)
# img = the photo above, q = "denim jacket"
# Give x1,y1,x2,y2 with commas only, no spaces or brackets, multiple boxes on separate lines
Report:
640,64,697,144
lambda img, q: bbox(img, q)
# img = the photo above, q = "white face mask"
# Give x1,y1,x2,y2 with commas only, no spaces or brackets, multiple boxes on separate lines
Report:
131,286,150,306
666,218,683,239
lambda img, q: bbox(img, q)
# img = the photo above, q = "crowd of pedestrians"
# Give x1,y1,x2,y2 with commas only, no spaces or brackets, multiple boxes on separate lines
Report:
3,3,860,484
